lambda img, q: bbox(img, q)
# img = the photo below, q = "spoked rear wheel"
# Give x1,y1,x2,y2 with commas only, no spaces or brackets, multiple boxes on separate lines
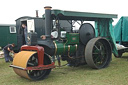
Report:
85,37,112,69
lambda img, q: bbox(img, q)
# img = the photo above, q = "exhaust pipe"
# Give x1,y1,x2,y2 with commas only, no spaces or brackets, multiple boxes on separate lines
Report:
36,10,39,17
44,6,52,40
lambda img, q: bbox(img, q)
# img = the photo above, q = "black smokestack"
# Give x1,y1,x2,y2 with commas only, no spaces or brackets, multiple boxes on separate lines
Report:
36,10,39,17
44,6,52,40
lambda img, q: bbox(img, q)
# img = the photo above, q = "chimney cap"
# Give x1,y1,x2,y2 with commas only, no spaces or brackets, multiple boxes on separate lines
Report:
44,6,52,10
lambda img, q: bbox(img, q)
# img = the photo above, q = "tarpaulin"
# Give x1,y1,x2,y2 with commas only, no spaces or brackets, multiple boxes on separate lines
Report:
114,17,128,42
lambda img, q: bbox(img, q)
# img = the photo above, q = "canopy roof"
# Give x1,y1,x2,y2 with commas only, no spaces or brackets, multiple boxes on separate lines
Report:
114,16,128,42
51,9,117,20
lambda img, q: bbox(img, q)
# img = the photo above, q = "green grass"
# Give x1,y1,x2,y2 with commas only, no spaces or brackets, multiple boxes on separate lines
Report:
1,53,128,85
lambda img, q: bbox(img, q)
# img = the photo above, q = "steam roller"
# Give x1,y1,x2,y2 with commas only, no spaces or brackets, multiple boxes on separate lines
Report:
10,6,118,81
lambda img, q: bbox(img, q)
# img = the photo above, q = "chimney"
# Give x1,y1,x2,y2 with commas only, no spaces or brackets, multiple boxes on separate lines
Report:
44,6,52,40
36,10,39,17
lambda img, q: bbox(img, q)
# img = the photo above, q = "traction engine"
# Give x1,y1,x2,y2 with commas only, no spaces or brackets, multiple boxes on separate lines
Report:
10,6,118,80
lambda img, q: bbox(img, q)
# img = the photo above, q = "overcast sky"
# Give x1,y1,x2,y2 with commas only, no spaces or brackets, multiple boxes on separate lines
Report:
0,0,127,25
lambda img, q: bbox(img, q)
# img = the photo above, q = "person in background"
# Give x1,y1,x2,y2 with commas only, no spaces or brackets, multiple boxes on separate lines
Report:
3,43,15,63
19,23,28,45
52,55,61,67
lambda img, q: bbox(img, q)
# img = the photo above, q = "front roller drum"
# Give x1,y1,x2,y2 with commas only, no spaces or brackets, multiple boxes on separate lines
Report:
85,37,112,69
12,51,51,80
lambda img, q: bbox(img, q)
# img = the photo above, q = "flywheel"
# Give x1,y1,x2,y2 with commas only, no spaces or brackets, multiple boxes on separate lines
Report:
85,37,112,69
79,23,95,45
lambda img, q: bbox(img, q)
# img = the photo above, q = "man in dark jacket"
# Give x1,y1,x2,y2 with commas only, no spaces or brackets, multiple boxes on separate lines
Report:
3,43,15,62
19,23,28,45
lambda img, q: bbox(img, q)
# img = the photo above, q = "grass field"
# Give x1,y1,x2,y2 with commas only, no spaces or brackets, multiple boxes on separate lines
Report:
0,53,128,85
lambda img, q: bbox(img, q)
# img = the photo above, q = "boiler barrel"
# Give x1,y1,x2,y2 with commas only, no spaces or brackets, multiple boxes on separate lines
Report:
53,41,77,55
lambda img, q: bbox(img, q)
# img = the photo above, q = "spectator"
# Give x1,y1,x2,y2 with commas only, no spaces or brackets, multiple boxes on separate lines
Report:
52,55,61,67
19,23,28,45
3,43,15,63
